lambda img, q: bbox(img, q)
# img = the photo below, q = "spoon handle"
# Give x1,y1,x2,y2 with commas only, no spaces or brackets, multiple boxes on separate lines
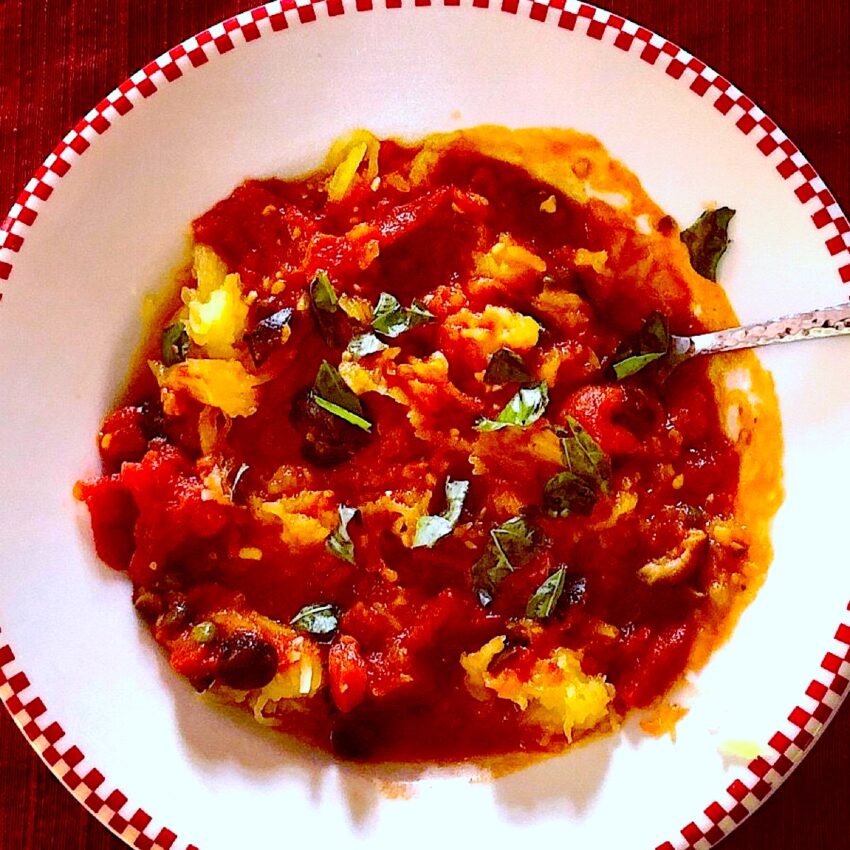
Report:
671,303,850,361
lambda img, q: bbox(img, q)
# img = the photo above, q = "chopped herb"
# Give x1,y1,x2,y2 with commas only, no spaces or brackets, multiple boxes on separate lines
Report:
312,397,372,431
191,621,217,644
472,516,541,606
681,207,736,281
543,417,610,517
371,292,435,338
543,471,598,517
245,307,292,366
552,416,610,491
312,361,372,432
526,567,567,619
611,312,670,380
474,382,549,431
310,270,338,312
413,478,470,549
161,321,189,366
326,504,359,564
482,348,533,386
347,332,388,358
290,602,340,638
313,360,358,407
309,270,346,346
612,351,665,380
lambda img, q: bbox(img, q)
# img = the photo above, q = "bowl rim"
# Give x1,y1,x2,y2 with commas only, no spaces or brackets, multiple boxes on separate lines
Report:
1,2,848,849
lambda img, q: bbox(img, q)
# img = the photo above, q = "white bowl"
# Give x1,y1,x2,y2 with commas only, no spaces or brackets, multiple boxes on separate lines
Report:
1,3,849,850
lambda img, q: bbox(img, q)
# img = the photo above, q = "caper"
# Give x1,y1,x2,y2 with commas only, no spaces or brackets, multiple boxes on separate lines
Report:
132,589,162,621
191,621,217,644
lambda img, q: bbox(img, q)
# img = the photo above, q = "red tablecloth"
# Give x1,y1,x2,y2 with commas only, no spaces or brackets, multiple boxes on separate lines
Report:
1,1,848,848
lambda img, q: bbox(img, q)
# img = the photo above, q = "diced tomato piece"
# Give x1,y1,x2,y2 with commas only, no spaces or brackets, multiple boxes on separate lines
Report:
403,589,476,652
304,233,362,278
370,188,453,243
615,621,696,709
564,384,641,455
118,444,230,582
340,601,402,652
99,406,150,469
304,189,455,280
170,635,217,692
328,635,369,713
77,476,138,570
192,182,292,271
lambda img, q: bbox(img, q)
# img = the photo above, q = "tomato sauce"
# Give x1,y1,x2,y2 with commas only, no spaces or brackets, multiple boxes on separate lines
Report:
78,128,778,762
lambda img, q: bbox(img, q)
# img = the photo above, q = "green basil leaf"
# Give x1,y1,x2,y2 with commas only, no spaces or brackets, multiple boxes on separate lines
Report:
309,270,347,347
412,478,470,549
313,360,357,407
310,270,338,312
543,471,598,517
347,332,388,358
612,351,666,380
611,312,670,380
544,417,609,517
312,361,371,431
526,567,567,619
681,207,735,281
312,397,372,431
472,515,541,606
372,292,435,338
326,505,359,564
552,415,610,491
290,602,340,638
482,348,533,386
162,321,189,366
491,516,539,561
474,382,549,431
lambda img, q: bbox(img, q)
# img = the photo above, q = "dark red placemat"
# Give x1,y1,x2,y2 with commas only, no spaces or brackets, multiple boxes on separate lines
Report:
1,1,848,848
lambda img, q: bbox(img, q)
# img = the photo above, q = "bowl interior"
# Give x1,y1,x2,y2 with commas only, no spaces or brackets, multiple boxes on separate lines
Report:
1,6,848,850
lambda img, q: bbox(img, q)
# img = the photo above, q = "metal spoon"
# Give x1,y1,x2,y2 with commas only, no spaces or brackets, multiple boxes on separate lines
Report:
668,303,850,366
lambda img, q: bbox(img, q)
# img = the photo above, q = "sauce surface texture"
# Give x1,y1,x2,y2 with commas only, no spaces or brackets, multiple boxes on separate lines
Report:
79,128,782,762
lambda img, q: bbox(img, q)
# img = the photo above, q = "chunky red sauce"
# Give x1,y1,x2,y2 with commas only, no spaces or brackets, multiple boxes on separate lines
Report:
79,129,776,762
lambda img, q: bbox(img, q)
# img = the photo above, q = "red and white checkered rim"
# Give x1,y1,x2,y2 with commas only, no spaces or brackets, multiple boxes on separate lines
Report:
1,2,848,848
